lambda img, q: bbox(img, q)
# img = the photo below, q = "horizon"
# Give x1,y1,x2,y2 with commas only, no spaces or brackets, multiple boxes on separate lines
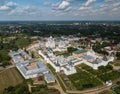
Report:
0,20,120,22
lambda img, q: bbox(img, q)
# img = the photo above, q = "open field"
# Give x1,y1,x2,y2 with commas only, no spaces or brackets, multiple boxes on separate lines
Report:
0,67,24,90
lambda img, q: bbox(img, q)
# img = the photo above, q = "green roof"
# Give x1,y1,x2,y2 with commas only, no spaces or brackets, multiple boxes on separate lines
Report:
47,48,53,52
73,49,86,54
55,37,62,42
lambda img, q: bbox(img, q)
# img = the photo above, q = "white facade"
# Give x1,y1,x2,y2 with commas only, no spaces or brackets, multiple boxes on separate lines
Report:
38,48,114,75
38,36,115,75
73,49,114,70
46,36,55,48
38,50,76,75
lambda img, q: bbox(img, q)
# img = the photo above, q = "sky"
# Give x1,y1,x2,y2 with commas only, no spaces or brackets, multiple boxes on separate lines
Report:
0,0,120,21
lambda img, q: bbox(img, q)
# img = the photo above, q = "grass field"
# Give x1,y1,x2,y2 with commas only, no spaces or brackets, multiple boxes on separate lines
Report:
79,63,120,82
0,67,24,90
53,51,70,57
60,73,76,90
99,90,116,94
68,68,103,90
114,63,120,66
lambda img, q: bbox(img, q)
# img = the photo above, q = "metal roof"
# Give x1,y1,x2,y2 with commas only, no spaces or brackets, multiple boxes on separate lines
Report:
73,49,86,54
44,72,55,81
83,55,94,60
9,51,24,63
16,60,48,76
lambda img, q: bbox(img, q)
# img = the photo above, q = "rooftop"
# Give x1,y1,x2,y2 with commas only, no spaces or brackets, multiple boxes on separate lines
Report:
44,72,55,82
16,60,48,76
26,62,39,70
73,49,86,54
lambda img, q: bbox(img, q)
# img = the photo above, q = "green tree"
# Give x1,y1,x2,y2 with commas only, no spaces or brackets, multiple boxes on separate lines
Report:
67,47,78,54
116,52,120,60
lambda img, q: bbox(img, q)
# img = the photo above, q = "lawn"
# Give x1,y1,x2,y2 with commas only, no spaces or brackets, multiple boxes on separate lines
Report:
78,63,120,82
114,63,120,66
68,68,103,90
60,73,76,90
53,51,70,57
98,71,120,82
32,85,60,94
99,90,116,94
79,63,113,76
0,67,24,90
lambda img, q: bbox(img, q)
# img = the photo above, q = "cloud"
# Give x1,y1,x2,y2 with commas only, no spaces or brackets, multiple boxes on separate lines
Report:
8,6,41,16
78,0,96,11
51,0,72,14
0,1,18,11
58,1,70,9
79,6,92,10
84,0,96,6
43,2,51,6
66,0,80,3
0,0,120,20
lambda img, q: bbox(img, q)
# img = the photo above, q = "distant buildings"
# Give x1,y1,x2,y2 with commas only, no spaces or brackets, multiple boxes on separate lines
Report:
9,51,24,63
18,49,31,60
45,36,69,51
9,49,31,64
46,36,55,48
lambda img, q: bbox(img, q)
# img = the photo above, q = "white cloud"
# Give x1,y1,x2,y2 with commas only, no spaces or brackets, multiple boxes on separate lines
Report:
58,1,70,9
112,7,119,11
79,6,91,10
64,6,72,12
6,2,17,7
85,0,96,6
78,0,96,13
8,6,41,16
51,2,59,7
0,1,18,11
0,6,9,11
66,0,80,2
